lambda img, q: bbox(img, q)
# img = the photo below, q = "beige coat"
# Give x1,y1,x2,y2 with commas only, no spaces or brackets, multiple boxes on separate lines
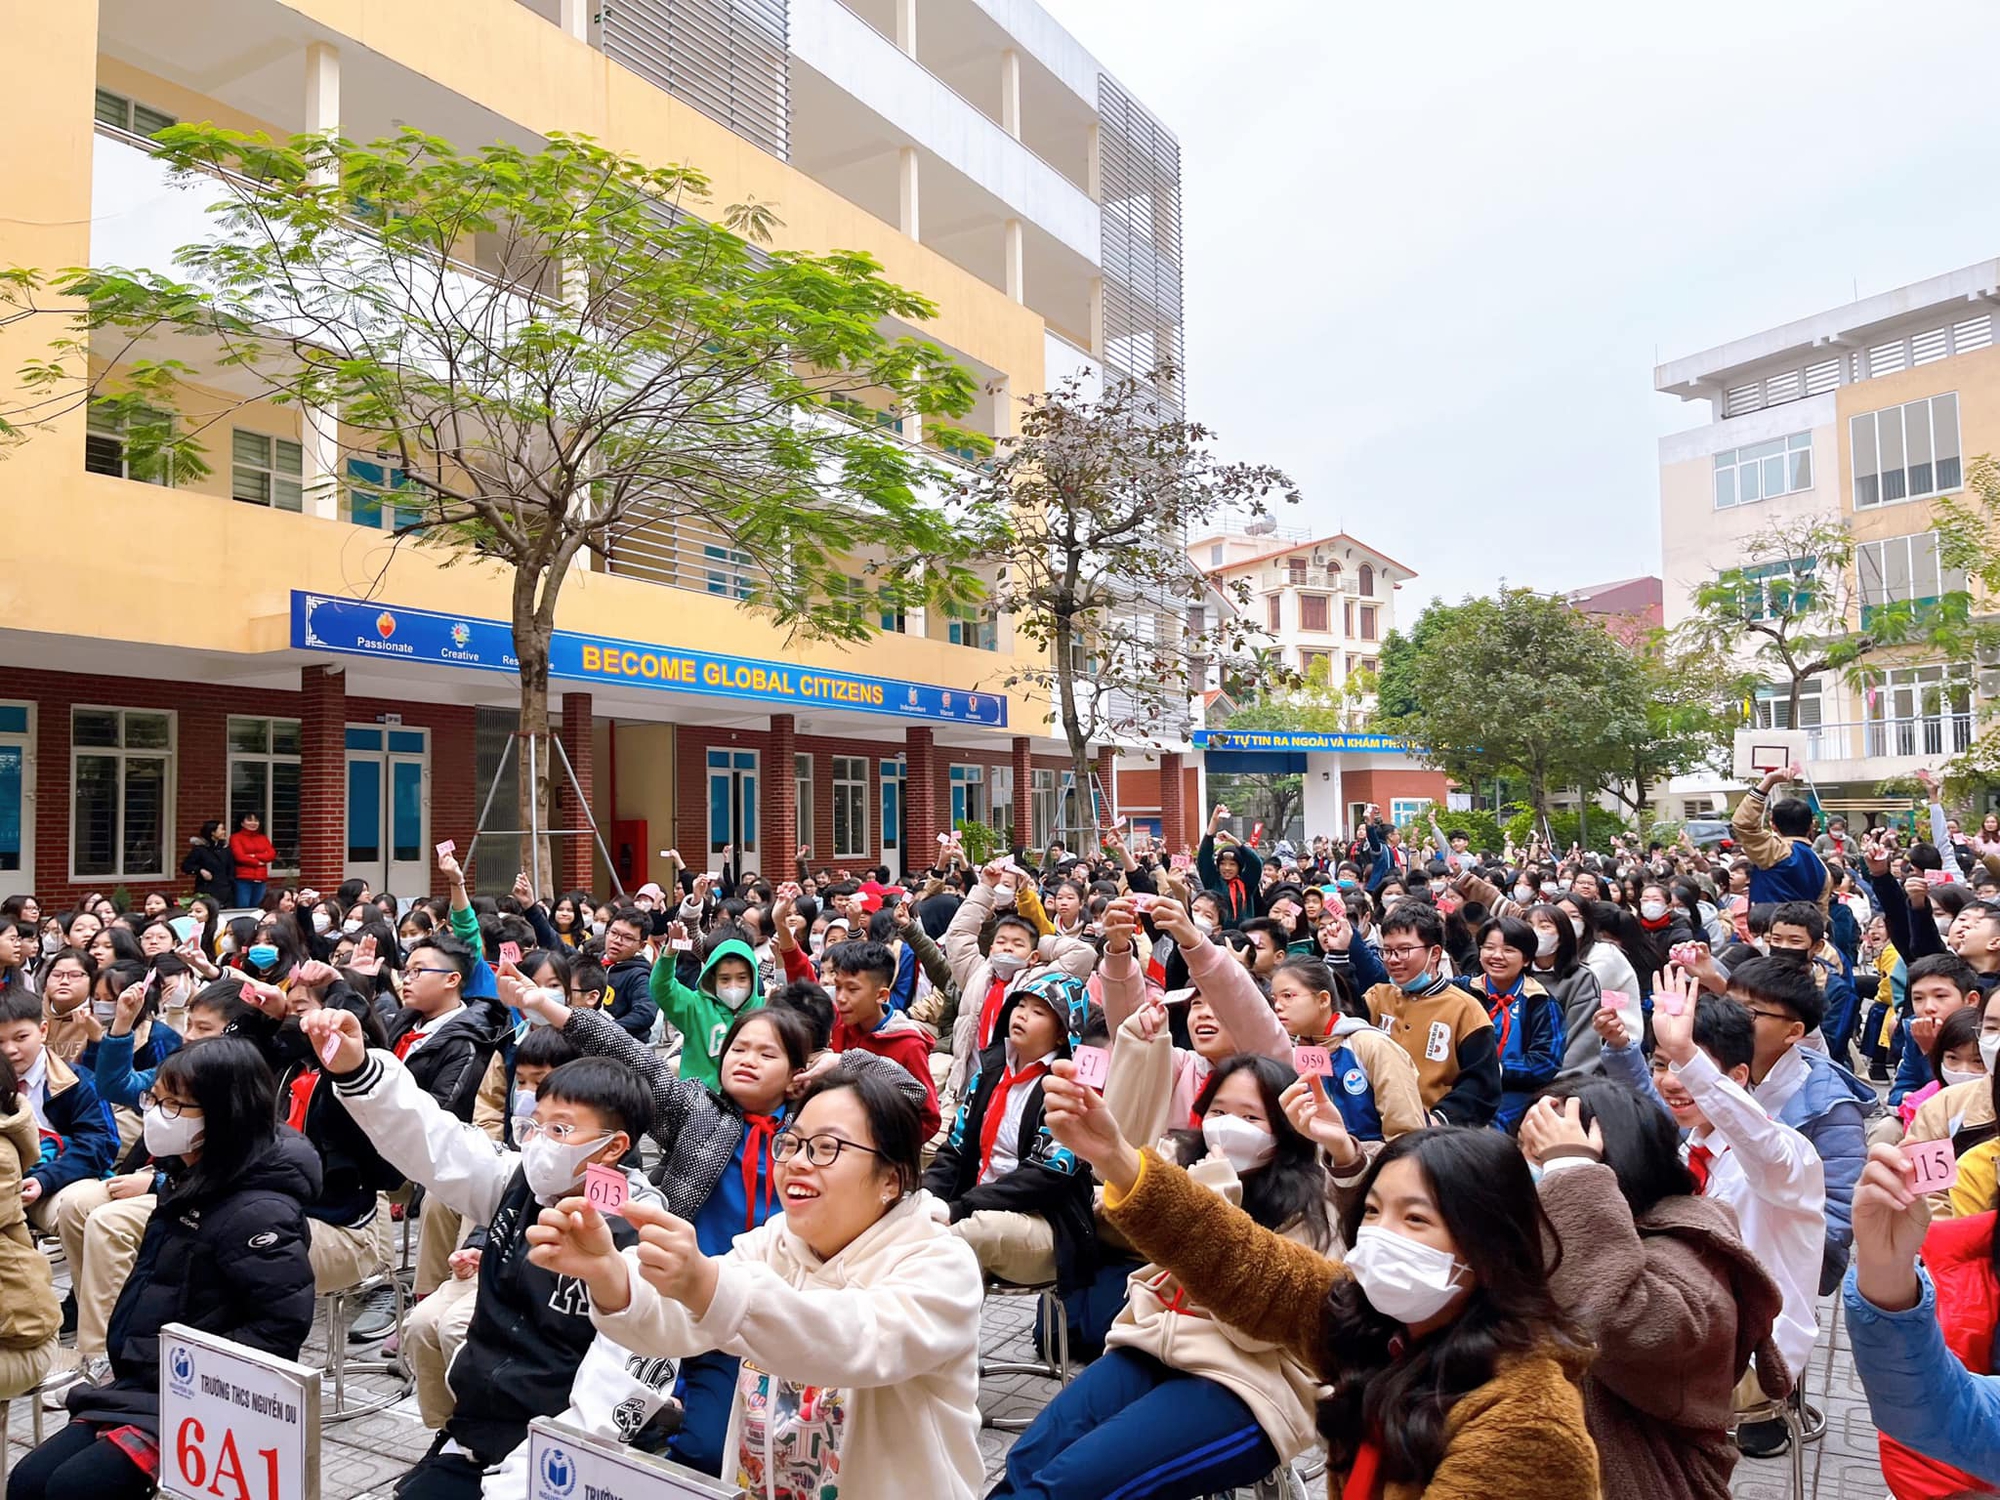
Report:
0,1102,60,1350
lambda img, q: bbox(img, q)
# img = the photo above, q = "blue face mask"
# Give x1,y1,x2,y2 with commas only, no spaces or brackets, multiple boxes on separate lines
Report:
1396,953,1435,993
247,944,280,970
1337,878,1358,891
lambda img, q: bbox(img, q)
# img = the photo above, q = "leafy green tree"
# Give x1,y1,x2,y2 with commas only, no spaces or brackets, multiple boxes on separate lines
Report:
1,126,985,883
962,367,1297,841
1376,589,1648,825
1590,637,1747,822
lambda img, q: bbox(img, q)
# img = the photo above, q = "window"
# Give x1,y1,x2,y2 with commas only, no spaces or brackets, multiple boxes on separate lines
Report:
879,758,904,851
1357,564,1375,597
1299,594,1329,632
1857,533,1966,625
226,717,301,871
950,764,987,828
794,753,812,855
990,764,1015,843
1732,558,1816,622
946,602,997,651
1852,394,1961,509
1300,648,1333,683
71,707,173,879
1265,594,1282,631
1753,679,1822,731
231,430,304,511
832,756,868,858
1359,605,1378,641
1390,798,1431,827
1208,544,1223,565
827,393,903,435
1287,556,1307,585
1714,432,1813,509
1343,600,1354,636
346,457,416,530
84,402,173,485
94,87,175,137
1032,768,1058,849
1864,663,1974,758
703,543,754,600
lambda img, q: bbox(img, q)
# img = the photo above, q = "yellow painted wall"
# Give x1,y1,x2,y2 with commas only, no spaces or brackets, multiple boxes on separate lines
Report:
610,721,676,882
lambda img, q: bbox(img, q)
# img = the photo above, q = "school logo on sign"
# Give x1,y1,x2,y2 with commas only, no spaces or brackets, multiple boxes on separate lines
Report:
538,1445,577,1497
450,622,471,649
167,1344,195,1396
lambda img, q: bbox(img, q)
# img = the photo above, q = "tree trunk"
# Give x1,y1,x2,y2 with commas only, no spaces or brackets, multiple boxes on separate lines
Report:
1051,613,1098,853
513,587,555,897
1576,793,1589,850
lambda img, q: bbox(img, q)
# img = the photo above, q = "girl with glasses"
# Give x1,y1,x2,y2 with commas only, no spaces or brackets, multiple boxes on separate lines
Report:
527,1068,985,1499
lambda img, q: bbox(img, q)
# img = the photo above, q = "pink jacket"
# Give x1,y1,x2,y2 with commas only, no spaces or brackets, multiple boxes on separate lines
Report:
1098,935,1292,1128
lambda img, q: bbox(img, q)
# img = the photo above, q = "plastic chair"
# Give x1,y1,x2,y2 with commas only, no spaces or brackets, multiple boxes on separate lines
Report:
319,1270,413,1423
979,1276,1072,1432
1729,1393,1806,1500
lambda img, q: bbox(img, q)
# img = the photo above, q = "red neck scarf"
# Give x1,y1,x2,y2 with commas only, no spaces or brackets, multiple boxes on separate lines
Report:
285,1069,319,1132
978,1059,1049,1179
1686,1142,1714,1194
1342,1439,1383,1500
393,1028,422,1061
977,975,1010,1051
740,1112,781,1230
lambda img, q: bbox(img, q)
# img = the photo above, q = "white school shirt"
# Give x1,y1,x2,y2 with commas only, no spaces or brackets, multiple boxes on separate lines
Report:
1673,1048,1826,1376
22,1049,49,1133
980,1046,1058,1185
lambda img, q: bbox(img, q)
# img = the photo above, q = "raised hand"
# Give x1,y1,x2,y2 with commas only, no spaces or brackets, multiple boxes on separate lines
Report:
1320,904,1353,952
1650,965,1699,1065
1591,1004,1632,1051
525,1198,630,1310
1518,1094,1603,1168
1100,895,1137,954
437,849,465,888
513,871,537,907
300,1004,366,1073
1042,1060,1141,1192
1280,1074,1360,1169
627,1200,719,1313
347,933,382,978
1145,896,1198,950
1852,1143,1934,1312
112,980,148,1035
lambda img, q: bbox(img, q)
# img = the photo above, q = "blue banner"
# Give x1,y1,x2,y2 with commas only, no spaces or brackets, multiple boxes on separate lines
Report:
292,593,1008,727
1193,728,1415,754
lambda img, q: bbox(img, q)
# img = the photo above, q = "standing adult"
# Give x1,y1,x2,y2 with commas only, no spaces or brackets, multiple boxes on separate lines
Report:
227,812,277,909
178,820,234,906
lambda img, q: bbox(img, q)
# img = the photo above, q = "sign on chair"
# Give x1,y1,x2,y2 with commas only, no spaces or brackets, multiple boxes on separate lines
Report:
527,1418,747,1499
157,1324,321,1500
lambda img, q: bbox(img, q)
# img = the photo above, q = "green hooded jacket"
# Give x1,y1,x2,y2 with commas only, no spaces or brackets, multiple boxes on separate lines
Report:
649,937,763,1088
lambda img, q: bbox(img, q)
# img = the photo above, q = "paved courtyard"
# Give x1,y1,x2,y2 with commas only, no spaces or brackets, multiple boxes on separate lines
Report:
2,1254,1889,1499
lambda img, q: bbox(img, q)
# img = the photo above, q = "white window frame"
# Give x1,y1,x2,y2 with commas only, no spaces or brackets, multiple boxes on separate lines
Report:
231,429,304,511
69,705,175,881
1856,532,1965,613
93,87,175,137
226,716,302,875
1852,393,1962,510
84,402,174,486
832,755,869,860
794,753,813,856
1713,431,1813,510
991,764,1016,844
1032,768,1058,849
950,764,988,828
1863,663,1975,758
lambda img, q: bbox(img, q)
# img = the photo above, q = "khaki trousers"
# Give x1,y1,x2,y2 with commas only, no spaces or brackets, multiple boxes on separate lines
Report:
952,1209,1057,1286
307,1213,390,1295
415,1195,462,1297
404,1272,480,1428
0,1336,58,1400
41,1181,155,1359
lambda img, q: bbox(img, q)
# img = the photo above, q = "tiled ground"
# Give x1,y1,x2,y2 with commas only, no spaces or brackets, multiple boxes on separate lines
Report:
0,1262,1890,1499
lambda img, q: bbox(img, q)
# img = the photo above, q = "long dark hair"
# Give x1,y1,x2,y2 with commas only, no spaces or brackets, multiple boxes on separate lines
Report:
1589,900,1662,1000
1164,1053,1331,1247
0,1050,16,1114
153,1037,280,1201
1537,1076,1695,1214
1320,1129,1588,1485
1525,901,1579,980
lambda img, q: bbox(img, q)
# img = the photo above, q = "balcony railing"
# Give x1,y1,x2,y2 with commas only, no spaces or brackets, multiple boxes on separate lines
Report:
1777,713,1977,764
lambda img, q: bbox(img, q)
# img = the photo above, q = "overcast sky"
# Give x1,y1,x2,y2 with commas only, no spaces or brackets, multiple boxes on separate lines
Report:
1045,0,2000,610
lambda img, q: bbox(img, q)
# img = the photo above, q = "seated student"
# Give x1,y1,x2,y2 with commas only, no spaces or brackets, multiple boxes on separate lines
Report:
649,925,762,1088
10,1038,318,1500
994,1055,1335,1498
0,1051,61,1421
1450,916,1564,1133
1650,974,1825,1458
528,1070,987,1500
1765,899,1861,1061
937,861,1096,1101
1844,1141,2000,1492
1236,917,1287,985
471,948,575,1143
1521,1080,1786,1500
408,1025,578,1434
1359,900,1502,1127
36,946,97,1067
816,940,940,1139
1267,955,1423,1141
923,971,1100,1291
1895,1004,1986,1134
513,973,927,1477
1040,1071,1601,1499
1891,953,1984,1110
303,1006,671,1500
0,990,117,1242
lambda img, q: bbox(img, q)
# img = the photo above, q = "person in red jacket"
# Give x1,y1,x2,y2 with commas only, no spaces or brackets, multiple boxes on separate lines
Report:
1878,1209,2000,1498
807,939,940,1139
228,811,278,908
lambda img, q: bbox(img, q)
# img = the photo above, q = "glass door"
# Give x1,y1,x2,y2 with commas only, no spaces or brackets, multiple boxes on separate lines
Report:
0,704,32,890
879,757,904,870
706,749,759,875
345,725,430,896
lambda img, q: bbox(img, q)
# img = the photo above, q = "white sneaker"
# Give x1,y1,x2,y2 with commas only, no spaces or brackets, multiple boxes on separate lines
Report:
39,1350,86,1410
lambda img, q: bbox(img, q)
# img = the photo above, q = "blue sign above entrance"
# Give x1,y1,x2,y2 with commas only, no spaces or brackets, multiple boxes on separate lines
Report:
1193,728,1413,754
291,593,1008,728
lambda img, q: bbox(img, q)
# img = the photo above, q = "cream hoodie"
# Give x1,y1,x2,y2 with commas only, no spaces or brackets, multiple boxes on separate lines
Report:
590,1189,984,1500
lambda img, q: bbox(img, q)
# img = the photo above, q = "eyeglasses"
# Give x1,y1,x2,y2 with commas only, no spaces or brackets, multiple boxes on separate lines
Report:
1379,945,1433,961
515,1119,605,1144
1745,1007,1795,1025
138,1091,198,1118
770,1130,884,1168
406,965,458,978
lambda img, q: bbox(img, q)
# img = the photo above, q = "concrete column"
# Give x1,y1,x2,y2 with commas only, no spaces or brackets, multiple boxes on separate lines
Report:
1000,49,1022,139
765,714,798,876
1303,752,1344,844
298,665,347,892
1159,750,1185,854
1010,737,1034,852
302,404,340,520
1087,276,1105,358
555,693,595,894
560,0,590,40
905,727,939,854
894,0,917,56
304,41,340,155
898,146,920,241
1004,218,1024,304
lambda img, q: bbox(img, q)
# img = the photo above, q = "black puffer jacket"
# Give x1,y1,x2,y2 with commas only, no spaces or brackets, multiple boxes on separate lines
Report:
70,1129,320,1433
386,997,507,1121
179,836,234,904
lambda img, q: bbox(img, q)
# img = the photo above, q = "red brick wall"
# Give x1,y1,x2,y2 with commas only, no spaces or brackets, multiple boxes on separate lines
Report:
1341,768,1452,817
7,665,475,908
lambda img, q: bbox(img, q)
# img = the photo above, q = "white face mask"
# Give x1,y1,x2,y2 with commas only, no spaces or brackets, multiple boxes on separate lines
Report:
716,981,754,1009
1943,1066,1987,1090
1640,900,1668,922
1535,929,1558,958
342,919,363,936
520,1131,612,1204
1200,1113,1276,1176
1343,1225,1467,1325
1193,916,1216,936
988,952,1029,980
91,997,121,1023
39,933,60,956
1512,886,1534,904
143,1105,205,1159
1568,916,1585,938
1980,1034,2000,1076
808,933,825,954
590,921,607,939
311,910,333,934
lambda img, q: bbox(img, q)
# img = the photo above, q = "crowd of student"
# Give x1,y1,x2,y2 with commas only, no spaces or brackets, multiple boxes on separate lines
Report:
0,769,1997,1498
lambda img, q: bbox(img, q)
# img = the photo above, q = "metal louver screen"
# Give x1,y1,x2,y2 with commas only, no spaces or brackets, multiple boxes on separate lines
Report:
602,0,790,160
1096,73,1184,414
